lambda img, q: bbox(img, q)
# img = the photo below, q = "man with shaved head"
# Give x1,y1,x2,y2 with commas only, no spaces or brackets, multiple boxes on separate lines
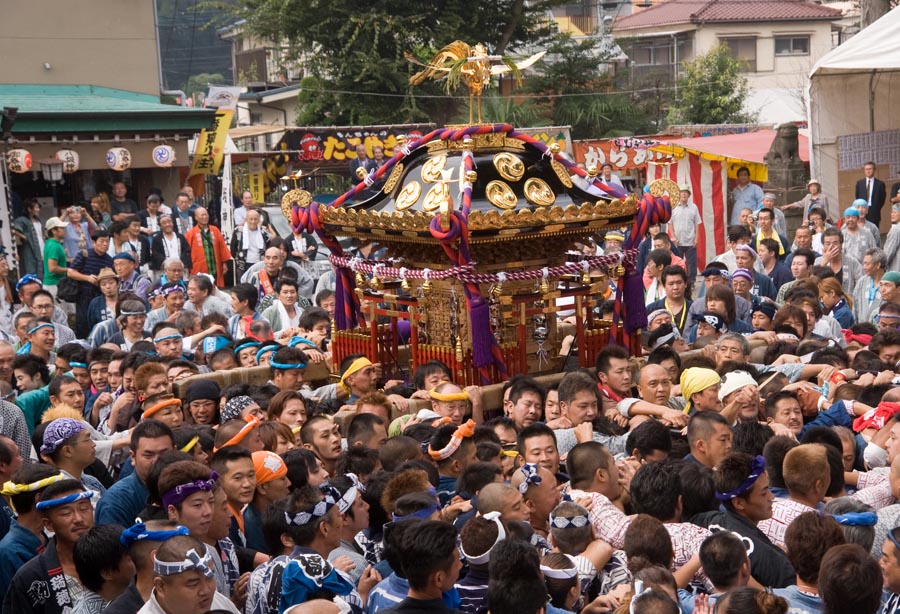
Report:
184,207,231,288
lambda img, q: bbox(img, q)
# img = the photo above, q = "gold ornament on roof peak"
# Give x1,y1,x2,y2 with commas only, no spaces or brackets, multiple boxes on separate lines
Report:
406,41,545,124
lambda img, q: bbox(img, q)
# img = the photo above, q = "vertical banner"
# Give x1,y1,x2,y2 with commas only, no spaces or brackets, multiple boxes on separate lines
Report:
189,109,233,177
248,172,266,204
220,152,233,242
189,86,242,177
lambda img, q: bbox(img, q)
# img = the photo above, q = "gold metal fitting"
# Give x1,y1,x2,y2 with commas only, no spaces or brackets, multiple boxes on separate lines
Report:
586,165,598,178
455,339,463,363
355,166,367,180
355,272,365,286
465,170,478,183
582,271,591,284
369,276,382,291
401,278,411,292
540,278,551,294
462,137,474,151
549,143,561,155
422,279,432,295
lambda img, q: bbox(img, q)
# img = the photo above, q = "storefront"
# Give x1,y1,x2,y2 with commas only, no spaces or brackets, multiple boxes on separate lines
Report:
0,84,214,269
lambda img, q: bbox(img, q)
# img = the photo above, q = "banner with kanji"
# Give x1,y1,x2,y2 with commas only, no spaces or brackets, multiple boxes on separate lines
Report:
189,86,243,177
278,124,435,166
573,137,674,171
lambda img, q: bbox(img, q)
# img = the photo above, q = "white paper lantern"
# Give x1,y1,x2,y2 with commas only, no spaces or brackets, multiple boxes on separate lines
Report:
55,149,80,173
106,147,132,171
6,149,32,174
152,145,176,167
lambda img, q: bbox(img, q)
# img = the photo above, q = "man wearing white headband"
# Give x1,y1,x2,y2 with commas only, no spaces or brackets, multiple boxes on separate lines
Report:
326,474,371,586
139,534,238,614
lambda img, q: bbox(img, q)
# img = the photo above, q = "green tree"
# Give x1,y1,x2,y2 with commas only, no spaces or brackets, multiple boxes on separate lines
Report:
184,72,227,98
509,34,648,139
667,44,754,125
221,0,560,125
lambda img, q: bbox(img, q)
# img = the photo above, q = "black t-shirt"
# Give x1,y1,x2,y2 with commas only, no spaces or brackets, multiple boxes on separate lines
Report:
104,584,144,614
694,509,795,589
382,597,459,614
891,181,900,200
111,198,140,217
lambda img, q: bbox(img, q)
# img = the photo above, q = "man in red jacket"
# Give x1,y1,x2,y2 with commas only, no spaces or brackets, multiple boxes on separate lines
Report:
184,207,232,287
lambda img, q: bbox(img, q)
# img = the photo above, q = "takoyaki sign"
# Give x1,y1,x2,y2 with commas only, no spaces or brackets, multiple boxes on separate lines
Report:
278,124,435,166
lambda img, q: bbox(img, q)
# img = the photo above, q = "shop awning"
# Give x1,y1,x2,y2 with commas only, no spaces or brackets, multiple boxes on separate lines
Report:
649,129,809,182
229,125,288,140
1,84,215,133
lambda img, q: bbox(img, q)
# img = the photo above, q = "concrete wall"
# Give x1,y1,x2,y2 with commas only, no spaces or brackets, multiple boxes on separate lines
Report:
0,0,160,95
694,21,834,90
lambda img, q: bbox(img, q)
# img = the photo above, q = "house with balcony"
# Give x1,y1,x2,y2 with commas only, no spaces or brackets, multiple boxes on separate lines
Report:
612,0,844,123
218,20,306,144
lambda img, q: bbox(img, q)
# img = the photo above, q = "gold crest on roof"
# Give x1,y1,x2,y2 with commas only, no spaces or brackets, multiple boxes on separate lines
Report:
406,41,545,124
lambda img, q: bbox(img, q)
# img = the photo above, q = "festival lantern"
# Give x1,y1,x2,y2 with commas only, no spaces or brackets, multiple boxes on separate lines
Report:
55,149,80,173
152,145,176,167
6,149,32,173
106,147,132,171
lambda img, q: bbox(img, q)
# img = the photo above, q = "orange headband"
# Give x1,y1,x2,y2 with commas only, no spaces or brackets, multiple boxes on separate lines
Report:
214,415,261,453
142,398,182,421
428,419,476,461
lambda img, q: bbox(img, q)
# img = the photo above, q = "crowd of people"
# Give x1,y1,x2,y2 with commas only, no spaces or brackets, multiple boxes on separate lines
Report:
0,178,900,614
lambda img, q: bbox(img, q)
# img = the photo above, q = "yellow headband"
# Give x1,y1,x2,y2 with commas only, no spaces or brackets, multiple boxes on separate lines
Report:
1,473,64,496
339,357,373,393
500,449,519,458
680,367,721,413
429,389,469,402
180,436,200,453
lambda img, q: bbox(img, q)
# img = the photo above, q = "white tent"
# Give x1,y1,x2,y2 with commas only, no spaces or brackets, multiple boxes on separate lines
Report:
808,6,900,222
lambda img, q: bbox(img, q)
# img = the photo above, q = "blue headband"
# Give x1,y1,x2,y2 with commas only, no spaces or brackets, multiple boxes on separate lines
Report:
121,523,190,546
516,463,542,494
234,341,261,355
715,455,766,501
288,336,319,350
256,345,279,363
68,362,88,369
15,274,42,292
36,490,93,510
832,512,878,526
391,503,442,522
284,485,340,526
27,322,54,335
153,334,183,344
153,548,215,579
549,512,590,529
270,359,307,371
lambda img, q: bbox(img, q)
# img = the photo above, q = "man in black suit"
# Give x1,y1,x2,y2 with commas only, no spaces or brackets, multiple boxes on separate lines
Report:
349,143,377,185
855,161,887,226
890,168,900,207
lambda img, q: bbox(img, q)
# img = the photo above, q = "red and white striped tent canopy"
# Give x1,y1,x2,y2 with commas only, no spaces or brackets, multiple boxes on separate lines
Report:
647,129,809,269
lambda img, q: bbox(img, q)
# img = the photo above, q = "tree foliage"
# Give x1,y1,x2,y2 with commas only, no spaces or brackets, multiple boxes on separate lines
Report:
667,44,754,125
223,0,561,125
479,34,648,139
185,73,227,97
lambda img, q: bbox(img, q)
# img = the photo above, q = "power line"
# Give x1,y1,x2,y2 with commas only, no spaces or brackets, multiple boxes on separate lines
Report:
289,70,815,100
